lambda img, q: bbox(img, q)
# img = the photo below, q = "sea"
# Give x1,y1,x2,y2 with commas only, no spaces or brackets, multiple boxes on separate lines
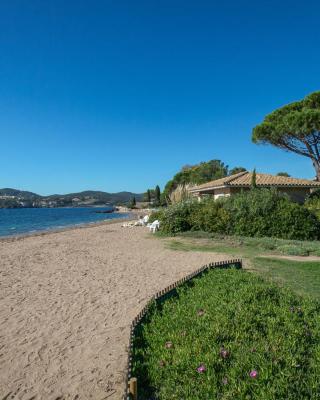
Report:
0,207,129,237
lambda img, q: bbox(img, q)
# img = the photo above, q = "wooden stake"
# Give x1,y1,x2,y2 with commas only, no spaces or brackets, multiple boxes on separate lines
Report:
129,377,137,400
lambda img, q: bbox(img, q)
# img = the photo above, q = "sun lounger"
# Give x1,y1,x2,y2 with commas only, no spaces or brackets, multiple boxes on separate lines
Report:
149,220,160,233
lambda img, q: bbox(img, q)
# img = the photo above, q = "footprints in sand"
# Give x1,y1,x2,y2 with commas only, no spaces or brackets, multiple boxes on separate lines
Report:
0,223,223,399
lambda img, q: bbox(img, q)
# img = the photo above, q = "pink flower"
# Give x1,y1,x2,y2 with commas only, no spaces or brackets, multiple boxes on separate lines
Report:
165,341,173,349
222,377,228,385
197,363,206,373
219,347,230,359
249,369,258,378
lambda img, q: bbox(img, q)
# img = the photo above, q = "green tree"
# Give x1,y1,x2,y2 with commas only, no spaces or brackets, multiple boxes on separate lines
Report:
251,169,257,188
155,185,161,204
277,172,290,177
163,159,229,201
129,196,136,208
252,91,320,180
229,166,247,175
144,189,151,203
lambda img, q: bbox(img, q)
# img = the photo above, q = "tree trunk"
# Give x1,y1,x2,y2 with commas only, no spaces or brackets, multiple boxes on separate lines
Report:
312,159,320,181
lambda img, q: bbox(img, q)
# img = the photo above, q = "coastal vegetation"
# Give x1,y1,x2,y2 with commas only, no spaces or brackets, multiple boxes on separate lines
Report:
132,268,320,399
149,189,320,240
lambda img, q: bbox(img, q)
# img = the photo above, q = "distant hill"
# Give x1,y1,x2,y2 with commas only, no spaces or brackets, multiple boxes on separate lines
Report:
0,188,143,208
44,190,144,204
0,188,40,200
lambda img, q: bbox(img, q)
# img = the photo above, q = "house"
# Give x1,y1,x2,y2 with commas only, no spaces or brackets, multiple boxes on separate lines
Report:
188,171,320,203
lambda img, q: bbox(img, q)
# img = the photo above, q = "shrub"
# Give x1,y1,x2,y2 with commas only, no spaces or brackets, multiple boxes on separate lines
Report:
271,199,320,240
224,189,320,240
224,189,283,237
304,196,320,219
159,200,201,234
155,189,320,240
189,198,230,234
148,210,165,223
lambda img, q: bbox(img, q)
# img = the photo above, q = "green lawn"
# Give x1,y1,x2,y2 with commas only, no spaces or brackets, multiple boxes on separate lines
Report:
133,268,320,399
166,234,320,300
252,258,320,300
165,231,320,257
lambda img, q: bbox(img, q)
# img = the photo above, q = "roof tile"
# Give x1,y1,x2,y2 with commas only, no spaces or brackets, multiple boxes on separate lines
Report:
190,171,320,191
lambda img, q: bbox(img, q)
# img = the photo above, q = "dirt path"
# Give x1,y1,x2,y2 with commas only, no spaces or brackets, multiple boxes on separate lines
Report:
0,222,227,400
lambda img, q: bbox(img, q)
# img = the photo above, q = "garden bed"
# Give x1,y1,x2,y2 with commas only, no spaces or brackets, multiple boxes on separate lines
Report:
132,268,320,399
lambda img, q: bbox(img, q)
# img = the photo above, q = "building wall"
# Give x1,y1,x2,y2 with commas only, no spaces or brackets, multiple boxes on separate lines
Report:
277,187,311,203
195,187,231,201
213,187,231,199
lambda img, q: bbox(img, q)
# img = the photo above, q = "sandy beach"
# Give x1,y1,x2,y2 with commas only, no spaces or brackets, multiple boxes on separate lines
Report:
0,221,226,400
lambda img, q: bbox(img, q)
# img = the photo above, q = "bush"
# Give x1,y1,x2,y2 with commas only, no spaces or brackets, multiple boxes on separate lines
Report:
271,199,320,240
148,210,165,223
189,198,230,234
224,189,320,240
304,196,320,219
159,200,201,234
156,189,320,240
224,189,282,237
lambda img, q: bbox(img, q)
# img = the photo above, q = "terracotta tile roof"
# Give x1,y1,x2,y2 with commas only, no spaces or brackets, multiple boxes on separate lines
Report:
189,171,320,192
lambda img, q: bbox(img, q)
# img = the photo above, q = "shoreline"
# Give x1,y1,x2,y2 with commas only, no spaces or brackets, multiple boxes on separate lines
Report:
0,213,136,242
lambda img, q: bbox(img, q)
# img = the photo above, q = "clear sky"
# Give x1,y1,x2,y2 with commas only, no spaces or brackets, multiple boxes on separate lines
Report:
1,1,320,195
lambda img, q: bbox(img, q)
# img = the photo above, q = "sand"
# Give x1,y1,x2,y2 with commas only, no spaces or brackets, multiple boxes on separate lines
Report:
0,222,226,400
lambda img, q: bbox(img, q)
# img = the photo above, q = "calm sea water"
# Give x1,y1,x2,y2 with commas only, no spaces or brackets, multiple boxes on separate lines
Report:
0,207,129,237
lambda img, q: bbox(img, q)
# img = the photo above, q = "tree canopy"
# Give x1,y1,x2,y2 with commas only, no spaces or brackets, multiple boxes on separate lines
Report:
252,91,320,180
162,159,246,202
277,172,290,177
229,166,247,175
163,159,228,199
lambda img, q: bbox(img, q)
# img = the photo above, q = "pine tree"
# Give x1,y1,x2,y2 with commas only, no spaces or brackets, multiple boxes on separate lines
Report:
251,169,257,189
155,185,161,204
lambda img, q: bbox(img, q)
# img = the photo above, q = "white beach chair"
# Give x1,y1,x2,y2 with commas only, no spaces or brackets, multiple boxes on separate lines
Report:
142,215,149,225
149,220,160,233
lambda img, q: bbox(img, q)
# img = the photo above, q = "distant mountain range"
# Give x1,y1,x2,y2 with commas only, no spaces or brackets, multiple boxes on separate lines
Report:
0,188,144,208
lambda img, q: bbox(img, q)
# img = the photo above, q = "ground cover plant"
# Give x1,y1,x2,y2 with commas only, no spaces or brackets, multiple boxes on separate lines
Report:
132,268,320,399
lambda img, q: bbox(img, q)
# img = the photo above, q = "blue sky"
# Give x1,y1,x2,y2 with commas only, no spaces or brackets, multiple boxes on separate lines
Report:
1,1,320,194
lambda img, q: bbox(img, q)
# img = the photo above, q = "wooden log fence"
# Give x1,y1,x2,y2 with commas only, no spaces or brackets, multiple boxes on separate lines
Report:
124,258,242,399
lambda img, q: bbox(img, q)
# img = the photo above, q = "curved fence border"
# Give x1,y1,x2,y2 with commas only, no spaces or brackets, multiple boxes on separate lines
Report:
124,258,242,400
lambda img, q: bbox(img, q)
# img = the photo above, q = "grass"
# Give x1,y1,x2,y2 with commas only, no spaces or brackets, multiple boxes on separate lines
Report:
132,268,320,399
252,258,320,300
165,231,320,257
165,233,320,300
